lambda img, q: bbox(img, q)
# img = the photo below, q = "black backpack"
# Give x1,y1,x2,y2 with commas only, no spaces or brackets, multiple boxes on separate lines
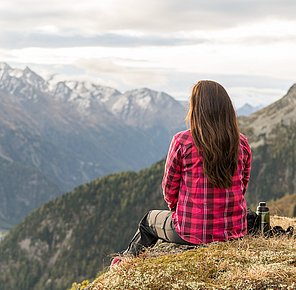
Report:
247,208,294,237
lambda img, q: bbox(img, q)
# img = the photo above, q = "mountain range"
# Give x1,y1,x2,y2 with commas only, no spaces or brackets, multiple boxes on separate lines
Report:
0,63,186,228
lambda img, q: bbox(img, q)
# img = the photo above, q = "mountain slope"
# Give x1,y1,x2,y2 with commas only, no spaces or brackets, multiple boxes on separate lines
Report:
240,84,296,204
241,84,296,139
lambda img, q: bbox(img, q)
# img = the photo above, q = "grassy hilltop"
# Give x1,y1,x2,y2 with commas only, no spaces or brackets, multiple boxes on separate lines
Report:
76,216,296,290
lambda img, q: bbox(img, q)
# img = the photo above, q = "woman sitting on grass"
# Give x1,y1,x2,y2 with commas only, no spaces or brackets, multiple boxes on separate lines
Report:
111,80,252,266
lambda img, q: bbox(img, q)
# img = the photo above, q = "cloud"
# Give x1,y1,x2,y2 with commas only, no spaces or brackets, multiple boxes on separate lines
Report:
2,21,296,50
0,0,295,53
76,58,169,88
1,0,296,34
0,31,205,49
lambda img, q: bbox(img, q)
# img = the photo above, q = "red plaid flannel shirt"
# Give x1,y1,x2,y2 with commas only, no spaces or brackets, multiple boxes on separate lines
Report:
162,130,252,244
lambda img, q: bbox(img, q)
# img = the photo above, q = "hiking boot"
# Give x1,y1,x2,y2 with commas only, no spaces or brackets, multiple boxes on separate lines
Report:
110,256,122,268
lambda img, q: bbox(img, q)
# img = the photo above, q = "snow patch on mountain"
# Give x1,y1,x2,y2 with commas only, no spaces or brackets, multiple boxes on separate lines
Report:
65,81,120,101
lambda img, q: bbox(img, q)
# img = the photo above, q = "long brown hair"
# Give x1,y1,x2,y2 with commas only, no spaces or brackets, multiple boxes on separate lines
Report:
186,80,240,188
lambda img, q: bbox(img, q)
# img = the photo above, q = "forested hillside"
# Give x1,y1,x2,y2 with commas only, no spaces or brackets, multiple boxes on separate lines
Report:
0,161,166,290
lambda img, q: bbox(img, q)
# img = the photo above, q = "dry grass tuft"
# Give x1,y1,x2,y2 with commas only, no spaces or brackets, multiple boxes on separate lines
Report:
84,216,296,290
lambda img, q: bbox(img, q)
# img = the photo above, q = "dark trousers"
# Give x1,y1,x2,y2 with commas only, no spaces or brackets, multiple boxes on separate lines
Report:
124,210,193,256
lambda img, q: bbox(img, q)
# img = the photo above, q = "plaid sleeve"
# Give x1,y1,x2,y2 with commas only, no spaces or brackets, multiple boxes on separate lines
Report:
162,135,182,211
242,138,252,195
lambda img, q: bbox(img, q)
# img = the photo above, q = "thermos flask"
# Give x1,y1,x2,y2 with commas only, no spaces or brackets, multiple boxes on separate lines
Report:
256,201,270,235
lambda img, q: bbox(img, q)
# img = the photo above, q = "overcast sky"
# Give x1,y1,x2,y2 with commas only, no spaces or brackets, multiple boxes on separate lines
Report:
1,0,296,107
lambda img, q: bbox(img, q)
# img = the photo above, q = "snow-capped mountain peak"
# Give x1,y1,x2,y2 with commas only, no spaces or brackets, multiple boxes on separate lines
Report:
23,66,48,91
0,62,18,79
0,62,11,72
54,81,76,100
109,87,185,129
23,66,43,81
125,88,155,108
65,80,93,95
52,81,113,113
0,64,49,101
